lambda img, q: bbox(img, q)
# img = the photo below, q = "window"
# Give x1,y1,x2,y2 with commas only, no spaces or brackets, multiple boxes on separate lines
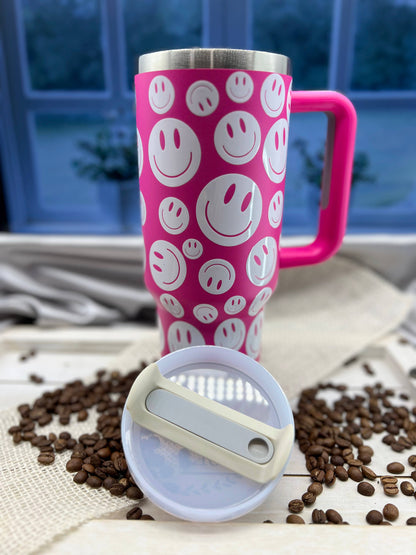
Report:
1,0,415,234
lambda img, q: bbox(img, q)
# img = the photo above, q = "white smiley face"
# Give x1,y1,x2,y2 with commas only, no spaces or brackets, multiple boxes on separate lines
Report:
160,294,184,318
268,190,284,228
168,321,205,351
199,259,235,295
263,118,289,184
137,129,143,177
148,75,175,114
226,72,254,103
140,191,146,226
246,311,264,359
214,318,246,350
149,240,186,291
159,197,189,235
214,111,261,165
260,74,286,118
246,237,278,286
149,119,201,187
196,174,262,247
193,304,218,324
248,287,273,316
182,238,203,260
186,80,219,116
224,295,246,315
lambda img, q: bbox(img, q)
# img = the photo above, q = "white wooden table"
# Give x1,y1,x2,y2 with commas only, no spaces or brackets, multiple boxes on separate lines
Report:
2,325,416,554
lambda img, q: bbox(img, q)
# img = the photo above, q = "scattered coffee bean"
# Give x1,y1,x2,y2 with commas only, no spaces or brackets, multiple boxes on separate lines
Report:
400,481,415,496
73,470,88,484
357,482,375,497
109,483,126,496
140,515,155,521
383,484,399,497
366,510,383,525
66,458,83,473
408,455,416,467
288,499,304,514
311,509,326,524
334,466,348,481
383,504,399,521
263,520,273,523
86,476,102,489
307,482,323,496
126,486,143,500
326,509,343,524
126,506,143,520
348,466,363,482
286,515,305,524
361,466,377,480
411,470,416,482
37,453,55,465
407,517,416,525
386,462,405,474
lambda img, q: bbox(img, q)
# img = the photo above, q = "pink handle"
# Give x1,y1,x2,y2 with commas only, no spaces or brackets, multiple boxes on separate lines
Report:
280,91,357,269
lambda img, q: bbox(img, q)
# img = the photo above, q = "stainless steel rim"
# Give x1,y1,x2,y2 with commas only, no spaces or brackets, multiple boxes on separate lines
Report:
138,48,291,75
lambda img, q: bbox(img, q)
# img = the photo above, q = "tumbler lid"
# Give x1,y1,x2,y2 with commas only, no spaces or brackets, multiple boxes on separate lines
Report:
121,345,294,522
138,48,292,75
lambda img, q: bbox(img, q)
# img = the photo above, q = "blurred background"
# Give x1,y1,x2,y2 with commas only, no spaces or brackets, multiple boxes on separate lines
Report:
0,0,415,237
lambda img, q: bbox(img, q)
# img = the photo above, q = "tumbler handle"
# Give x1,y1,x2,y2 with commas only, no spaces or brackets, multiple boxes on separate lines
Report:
279,91,357,269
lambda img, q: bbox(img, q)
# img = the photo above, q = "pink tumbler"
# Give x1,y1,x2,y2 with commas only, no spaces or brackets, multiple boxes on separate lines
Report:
135,48,356,359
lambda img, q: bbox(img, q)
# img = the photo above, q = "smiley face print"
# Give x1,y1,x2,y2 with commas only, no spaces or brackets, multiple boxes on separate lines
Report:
214,111,261,165
199,259,236,295
224,295,246,315
168,321,205,351
149,119,201,187
226,72,254,103
193,304,218,324
159,197,189,235
186,80,219,116
245,311,264,359
160,293,184,318
246,237,278,287
260,74,286,118
148,75,175,114
263,118,289,184
182,238,203,260
196,174,262,247
268,190,284,228
214,318,246,351
149,240,186,291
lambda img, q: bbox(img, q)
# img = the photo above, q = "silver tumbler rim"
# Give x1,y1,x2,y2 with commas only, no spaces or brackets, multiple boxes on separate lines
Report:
138,48,291,75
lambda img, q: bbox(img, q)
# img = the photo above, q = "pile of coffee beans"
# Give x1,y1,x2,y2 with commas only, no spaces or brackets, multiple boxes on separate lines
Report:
8,363,154,521
284,373,416,525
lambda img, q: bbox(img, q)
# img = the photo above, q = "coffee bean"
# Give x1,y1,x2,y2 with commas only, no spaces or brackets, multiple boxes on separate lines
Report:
311,509,326,524
307,482,323,496
348,458,363,467
411,470,416,482
310,469,325,483
301,492,316,506
408,455,416,467
391,442,405,453
126,506,143,520
82,463,95,474
263,520,273,523
366,510,383,525
126,486,144,500
400,481,415,496
334,466,348,481
383,504,399,521
109,483,126,496
406,517,416,525
96,447,111,459
77,409,88,422
286,515,305,524
86,476,102,488
386,462,405,474
348,466,363,482
38,453,55,465
73,470,88,484
361,466,377,480
383,484,399,497
103,477,117,490
288,499,304,514
66,458,83,473
140,515,155,521
357,482,375,496
326,509,342,524
381,476,398,484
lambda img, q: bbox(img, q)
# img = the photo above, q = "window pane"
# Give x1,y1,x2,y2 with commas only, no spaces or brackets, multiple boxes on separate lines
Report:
22,0,105,90
123,0,202,88
350,108,416,213
352,0,416,90
252,0,332,90
33,113,140,232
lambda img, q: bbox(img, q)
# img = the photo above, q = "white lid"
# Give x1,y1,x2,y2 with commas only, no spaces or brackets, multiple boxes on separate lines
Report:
121,345,294,522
